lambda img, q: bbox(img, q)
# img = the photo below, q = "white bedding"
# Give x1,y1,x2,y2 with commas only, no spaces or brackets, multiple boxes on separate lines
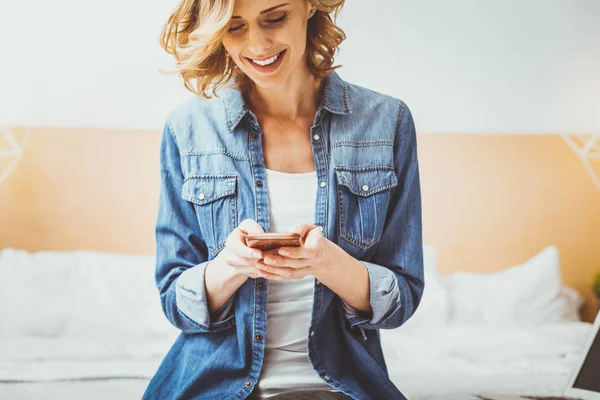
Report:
0,322,592,399
382,322,592,398
0,246,592,399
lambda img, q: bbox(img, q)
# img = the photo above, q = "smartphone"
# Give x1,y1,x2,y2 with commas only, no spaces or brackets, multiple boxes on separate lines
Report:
241,232,303,251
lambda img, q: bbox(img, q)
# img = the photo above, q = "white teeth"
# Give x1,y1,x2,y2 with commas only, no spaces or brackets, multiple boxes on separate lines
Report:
251,53,279,66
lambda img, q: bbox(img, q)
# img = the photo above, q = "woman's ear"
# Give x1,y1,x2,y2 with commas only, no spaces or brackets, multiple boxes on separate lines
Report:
308,5,316,18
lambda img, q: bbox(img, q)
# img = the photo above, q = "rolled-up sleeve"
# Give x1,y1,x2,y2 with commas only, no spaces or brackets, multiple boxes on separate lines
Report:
175,262,235,327
340,261,401,325
155,121,235,334
342,100,424,331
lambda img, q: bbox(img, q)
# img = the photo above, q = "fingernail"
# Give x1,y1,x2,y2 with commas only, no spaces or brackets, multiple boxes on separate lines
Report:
253,252,262,259
264,257,275,264
278,249,289,256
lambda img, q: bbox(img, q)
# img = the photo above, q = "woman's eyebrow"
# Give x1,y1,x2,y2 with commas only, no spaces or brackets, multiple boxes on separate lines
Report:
232,2,290,19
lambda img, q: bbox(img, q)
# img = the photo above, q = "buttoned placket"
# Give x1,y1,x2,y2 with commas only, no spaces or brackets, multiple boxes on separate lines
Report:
242,106,341,395
242,111,269,396
306,108,346,393
309,109,328,294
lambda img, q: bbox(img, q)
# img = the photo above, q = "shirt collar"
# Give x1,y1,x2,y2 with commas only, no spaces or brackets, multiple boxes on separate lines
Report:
220,70,352,133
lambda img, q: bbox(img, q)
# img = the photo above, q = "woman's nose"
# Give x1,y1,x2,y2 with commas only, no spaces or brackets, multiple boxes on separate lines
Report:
247,27,272,55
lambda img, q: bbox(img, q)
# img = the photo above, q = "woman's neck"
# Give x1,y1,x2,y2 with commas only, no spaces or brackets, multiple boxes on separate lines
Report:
245,67,323,122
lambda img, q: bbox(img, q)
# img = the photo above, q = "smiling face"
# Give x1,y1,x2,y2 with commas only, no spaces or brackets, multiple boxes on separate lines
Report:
222,0,315,90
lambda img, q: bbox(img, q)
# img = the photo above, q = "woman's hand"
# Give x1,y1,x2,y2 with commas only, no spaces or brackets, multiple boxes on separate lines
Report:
203,219,266,315
210,218,266,279
255,221,333,280
254,221,373,315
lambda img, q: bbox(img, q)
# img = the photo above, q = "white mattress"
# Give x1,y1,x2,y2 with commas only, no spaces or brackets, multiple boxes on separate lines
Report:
382,322,592,398
0,321,592,399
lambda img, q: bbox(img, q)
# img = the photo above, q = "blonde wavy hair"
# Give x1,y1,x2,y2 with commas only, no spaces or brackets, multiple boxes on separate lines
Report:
159,0,346,98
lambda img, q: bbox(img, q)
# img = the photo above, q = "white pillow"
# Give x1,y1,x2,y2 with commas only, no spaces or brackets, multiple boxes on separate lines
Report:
64,250,172,340
400,244,450,332
559,286,585,322
0,248,73,338
442,245,582,326
0,248,177,340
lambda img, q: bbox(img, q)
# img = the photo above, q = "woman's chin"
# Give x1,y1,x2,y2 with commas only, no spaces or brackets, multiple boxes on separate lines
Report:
248,71,289,89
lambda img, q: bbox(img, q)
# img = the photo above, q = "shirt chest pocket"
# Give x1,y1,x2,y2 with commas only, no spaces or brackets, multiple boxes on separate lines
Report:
181,175,238,257
334,168,398,250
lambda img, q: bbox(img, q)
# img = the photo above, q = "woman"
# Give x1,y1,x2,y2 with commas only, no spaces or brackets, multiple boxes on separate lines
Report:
144,0,424,399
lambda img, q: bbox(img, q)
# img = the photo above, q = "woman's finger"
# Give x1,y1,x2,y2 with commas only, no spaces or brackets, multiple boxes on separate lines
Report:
302,225,324,250
257,269,285,280
224,250,257,267
226,227,264,260
278,226,323,258
257,264,314,279
276,245,315,259
217,247,263,278
292,220,318,239
259,255,311,269
257,261,314,277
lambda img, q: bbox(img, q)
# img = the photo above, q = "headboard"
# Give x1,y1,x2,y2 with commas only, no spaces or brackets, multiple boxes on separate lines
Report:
1,127,599,321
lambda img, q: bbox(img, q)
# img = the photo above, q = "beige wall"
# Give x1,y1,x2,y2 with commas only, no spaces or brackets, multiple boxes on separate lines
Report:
1,128,599,321
418,134,600,322
0,127,160,254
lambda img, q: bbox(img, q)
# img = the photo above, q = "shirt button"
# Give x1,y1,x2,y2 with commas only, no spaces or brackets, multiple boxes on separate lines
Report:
245,380,253,388
322,374,331,381
198,193,205,200
362,184,369,191
313,134,320,141
250,132,258,140
310,330,315,337
316,280,321,285
256,282,264,289
319,181,326,188
255,333,262,342
256,180,263,187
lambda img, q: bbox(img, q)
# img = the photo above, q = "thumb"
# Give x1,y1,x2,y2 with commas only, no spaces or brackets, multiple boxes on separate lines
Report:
238,218,266,234
293,221,319,239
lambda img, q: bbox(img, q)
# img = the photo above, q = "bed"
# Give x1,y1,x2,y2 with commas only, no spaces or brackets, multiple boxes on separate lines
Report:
0,244,592,400
0,323,592,400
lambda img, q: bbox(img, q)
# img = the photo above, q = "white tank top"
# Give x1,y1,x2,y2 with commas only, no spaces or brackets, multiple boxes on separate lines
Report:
254,167,340,398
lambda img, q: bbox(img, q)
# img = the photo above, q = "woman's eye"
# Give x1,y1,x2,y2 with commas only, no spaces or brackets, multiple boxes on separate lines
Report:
266,13,288,24
228,25,244,33
227,12,288,33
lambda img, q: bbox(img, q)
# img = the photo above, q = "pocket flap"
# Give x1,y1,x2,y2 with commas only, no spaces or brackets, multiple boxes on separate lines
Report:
334,168,397,196
181,175,237,205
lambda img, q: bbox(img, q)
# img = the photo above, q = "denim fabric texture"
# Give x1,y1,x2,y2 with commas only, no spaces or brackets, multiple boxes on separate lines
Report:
143,71,424,400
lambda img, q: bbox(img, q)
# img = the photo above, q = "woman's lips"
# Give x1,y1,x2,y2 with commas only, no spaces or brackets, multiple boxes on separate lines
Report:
246,50,286,74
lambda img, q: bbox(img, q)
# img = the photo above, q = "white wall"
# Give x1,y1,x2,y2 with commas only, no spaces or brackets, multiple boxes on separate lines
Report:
0,0,598,133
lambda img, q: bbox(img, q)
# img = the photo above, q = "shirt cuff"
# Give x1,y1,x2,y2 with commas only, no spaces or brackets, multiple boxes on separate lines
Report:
175,261,234,327
341,261,401,325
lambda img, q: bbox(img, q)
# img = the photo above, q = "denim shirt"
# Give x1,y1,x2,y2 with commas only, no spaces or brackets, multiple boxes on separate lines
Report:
143,71,424,400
